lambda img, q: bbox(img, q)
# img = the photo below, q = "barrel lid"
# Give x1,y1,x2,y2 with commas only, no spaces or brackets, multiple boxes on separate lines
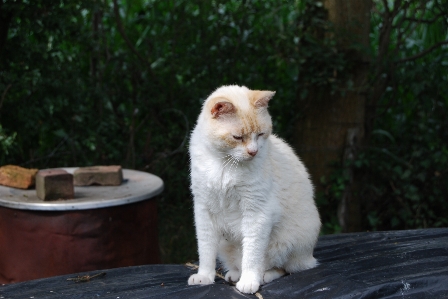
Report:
0,168,164,211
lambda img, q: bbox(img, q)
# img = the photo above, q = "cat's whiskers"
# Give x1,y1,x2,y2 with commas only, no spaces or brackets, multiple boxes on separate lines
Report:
222,155,234,169
230,159,238,174
228,155,241,174
219,153,241,175
227,157,235,173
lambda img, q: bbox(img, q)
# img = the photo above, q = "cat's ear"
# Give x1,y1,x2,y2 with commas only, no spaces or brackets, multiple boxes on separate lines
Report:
252,90,276,108
211,101,236,118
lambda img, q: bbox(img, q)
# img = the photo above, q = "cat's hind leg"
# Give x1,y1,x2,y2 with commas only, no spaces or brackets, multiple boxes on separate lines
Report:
284,251,318,273
225,270,241,283
218,239,242,283
262,268,286,284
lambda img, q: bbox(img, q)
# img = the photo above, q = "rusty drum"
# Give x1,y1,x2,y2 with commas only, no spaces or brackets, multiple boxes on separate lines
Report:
0,168,163,284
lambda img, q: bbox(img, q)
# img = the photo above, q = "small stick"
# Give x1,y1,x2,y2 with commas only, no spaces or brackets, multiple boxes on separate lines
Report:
67,272,106,283
185,262,199,270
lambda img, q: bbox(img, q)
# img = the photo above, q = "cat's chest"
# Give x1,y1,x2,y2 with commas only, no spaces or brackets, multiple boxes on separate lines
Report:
193,156,243,189
198,163,244,220
192,153,266,216
207,192,244,237
211,210,242,239
205,182,241,214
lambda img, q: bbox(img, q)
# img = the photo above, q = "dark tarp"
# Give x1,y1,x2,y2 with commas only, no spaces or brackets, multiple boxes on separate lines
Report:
1,228,447,298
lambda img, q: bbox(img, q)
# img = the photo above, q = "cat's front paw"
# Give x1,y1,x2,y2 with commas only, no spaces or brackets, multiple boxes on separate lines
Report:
188,273,214,285
236,275,260,294
225,270,241,283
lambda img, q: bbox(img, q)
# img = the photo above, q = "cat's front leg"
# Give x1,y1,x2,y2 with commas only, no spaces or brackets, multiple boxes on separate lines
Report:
236,211,271,294
188,203,219,285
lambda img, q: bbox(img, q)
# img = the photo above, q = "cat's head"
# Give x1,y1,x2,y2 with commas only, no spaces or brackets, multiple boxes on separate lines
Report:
200,85,275,161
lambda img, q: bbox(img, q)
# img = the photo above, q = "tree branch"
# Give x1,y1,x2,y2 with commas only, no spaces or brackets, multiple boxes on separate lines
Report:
391,0,403,17
112,0,151,68
0,83,12,111
392,1,433,60
20,137,69,167
381,0,389,15
403,13,446,24
158,108,189,157
395,40,448,63
392,1,412,30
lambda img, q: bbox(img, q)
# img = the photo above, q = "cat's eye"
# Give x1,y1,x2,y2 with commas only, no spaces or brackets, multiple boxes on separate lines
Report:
258,133,265,137
233,135,243,141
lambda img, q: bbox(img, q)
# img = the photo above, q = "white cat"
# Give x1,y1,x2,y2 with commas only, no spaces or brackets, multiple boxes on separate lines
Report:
187,85,321,294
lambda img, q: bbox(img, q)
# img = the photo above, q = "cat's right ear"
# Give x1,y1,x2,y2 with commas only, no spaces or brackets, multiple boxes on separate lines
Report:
211,101,236,119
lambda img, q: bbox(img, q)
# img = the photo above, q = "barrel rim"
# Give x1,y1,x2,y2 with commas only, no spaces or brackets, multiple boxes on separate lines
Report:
0,168,164,211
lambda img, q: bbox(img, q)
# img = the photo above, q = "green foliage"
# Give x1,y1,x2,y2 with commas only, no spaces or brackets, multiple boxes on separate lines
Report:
357,53,448,230
1,0,343,263
317,169,345,235
1,0,446,263
361,0,448,230
0,125,16,157
322,0,448,233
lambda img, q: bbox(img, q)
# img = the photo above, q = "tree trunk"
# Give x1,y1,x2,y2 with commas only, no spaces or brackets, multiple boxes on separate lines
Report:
294,0,372,232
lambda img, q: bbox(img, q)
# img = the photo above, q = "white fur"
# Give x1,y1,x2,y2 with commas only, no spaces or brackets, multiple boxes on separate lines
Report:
187,85,321,294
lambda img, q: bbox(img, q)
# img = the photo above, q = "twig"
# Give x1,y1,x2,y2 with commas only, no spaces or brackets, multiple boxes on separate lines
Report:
394,1,427,56
0,83,12,111
381,0,389,16
403,11,447,24
20,137,69,166
67,272,106,283
112,0,152,69
255,293,264,299
159,109,190,157
365,146,413,168
395,40,448,63
145,108,190,169
185,262,199,270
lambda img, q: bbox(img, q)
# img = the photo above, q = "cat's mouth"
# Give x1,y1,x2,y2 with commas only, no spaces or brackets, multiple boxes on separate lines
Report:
221,153,255,169
240,154,256,162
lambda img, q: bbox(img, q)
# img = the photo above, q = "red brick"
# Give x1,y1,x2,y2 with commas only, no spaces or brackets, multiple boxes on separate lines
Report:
73,165,123,186
36,169,74,201
0,165,38,189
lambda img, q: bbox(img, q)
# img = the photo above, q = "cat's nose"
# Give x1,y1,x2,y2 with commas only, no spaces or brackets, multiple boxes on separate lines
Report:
248,149,258,157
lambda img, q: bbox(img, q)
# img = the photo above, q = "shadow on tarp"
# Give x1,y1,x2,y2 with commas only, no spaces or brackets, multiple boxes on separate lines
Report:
1,228,448,299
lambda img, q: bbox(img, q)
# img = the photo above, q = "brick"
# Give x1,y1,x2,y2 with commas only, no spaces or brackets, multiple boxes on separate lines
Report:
0,165,38,189
36,169,74,201
73,165,123,186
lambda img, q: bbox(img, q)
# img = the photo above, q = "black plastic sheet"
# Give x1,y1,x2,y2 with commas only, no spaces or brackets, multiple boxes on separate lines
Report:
1,228,447,298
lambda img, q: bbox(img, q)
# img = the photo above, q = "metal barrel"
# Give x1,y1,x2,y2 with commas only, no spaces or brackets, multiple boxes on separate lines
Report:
0,168,164,284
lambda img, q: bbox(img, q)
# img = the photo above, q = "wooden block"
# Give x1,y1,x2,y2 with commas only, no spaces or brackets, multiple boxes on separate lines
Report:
0,165,38,189
36,169,74,201
74,165,123,186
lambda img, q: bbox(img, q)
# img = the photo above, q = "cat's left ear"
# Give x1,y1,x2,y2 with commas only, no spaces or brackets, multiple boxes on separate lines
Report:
253,90,276,108
211,101,236,118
